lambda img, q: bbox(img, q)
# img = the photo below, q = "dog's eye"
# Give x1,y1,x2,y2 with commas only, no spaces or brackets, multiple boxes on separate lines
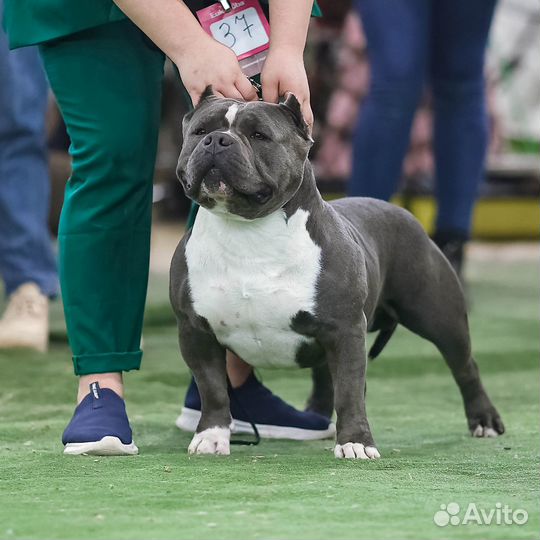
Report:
251,131,268,141
194,128,207,136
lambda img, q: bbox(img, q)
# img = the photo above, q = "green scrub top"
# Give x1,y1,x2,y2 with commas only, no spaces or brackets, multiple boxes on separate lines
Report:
3,0,322,49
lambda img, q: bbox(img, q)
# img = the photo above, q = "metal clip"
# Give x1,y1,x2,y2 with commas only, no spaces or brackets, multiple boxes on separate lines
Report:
219,0,232,12
248,77,263,99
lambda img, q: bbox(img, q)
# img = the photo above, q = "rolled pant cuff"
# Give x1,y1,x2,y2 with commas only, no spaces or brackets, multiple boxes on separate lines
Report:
73,351,142,376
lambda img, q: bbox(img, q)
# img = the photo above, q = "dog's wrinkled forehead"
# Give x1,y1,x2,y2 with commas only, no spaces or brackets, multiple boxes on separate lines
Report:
186,100,283,138
183,92,312,143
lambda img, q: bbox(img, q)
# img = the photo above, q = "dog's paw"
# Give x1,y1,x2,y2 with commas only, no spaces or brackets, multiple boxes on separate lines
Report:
468,402,505,438
188,427,231,455
334,442,380,460
472,425,499,438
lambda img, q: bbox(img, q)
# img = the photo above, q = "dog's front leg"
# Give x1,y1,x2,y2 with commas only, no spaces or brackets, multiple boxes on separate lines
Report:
177,320,231,455
325,315,380,460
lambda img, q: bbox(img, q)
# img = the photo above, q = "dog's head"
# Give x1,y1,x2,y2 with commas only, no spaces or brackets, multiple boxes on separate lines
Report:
176,87,313,220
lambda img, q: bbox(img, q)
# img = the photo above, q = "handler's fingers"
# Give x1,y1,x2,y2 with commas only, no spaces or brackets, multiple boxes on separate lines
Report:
302,99,314,133
189,87,233,106
235,75,258,101
261,76,279,104
215,84,244,101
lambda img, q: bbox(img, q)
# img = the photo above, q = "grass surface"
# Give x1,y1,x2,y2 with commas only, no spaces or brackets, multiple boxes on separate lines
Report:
1,257,539,540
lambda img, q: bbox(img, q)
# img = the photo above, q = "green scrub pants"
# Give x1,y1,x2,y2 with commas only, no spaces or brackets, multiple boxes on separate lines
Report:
40,20,171,375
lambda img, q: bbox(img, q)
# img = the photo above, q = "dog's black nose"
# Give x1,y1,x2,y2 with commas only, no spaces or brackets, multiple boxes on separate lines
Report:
202,133,235,154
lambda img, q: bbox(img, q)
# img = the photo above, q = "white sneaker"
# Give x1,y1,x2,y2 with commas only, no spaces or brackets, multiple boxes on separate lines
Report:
0,283,49,352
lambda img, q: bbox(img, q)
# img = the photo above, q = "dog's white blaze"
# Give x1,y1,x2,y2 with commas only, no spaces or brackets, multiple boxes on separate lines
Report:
225,104,240,127
185,207,321,367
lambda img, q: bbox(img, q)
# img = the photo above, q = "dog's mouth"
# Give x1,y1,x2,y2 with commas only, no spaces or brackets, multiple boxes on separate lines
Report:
179,159,275,210
199,169,273,206
200,168,235,199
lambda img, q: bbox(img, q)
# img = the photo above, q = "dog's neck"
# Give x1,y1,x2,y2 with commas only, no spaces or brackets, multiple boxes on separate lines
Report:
283,160,325,219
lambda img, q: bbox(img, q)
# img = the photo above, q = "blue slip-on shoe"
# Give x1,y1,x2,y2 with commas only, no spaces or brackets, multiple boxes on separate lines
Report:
176,374,335,440
62,382,138,456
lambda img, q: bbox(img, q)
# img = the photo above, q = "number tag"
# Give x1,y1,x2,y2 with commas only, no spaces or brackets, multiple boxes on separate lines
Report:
196,0,270,76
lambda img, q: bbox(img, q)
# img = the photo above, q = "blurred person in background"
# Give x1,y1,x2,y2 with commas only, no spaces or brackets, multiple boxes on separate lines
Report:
348,0,497,278
0,0,58,352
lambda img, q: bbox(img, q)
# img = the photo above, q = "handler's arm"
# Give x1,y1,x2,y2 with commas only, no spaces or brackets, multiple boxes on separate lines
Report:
268,0,312,56
261,0,314,127
113,0,257,103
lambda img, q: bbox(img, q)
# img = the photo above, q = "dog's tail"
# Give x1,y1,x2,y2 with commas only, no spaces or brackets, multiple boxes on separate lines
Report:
368,321,398,360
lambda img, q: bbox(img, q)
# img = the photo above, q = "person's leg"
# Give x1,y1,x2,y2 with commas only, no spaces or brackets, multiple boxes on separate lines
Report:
226,353,253,387
0,22,58,352
348,0,430,198
0,30,58,297
40,20,165,453
430,0,497,258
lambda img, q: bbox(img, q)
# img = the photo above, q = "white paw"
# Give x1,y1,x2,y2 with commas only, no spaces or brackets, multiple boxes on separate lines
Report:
188,427,231,455
334,442,380,459
472,425,499,438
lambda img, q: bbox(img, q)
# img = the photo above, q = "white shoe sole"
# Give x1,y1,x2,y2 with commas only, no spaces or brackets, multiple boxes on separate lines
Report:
176,407,336,441
64,436,139,456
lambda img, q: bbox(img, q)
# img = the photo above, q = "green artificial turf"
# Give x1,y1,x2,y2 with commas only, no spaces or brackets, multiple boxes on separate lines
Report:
0,257,539,540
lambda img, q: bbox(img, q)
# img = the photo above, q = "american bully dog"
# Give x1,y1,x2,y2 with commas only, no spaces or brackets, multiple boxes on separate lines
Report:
170,88,504,459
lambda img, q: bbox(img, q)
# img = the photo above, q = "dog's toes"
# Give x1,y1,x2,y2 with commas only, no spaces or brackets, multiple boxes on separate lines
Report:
348,443,368,459
364,446,381,459
472,425,484,438
188,427,231,455
494,416,505,435
334,442,380,460
471,424,500,438
215,437,230,454
335,442,365,459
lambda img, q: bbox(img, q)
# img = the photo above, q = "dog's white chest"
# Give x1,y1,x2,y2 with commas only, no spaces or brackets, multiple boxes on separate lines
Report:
185,208,321,367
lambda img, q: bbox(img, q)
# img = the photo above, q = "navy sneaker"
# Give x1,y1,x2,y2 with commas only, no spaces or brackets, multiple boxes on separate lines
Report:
176,374,335,440
62,382,138,456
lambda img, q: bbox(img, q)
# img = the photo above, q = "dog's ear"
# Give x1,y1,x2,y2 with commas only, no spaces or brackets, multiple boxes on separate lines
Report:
182,108,194,132
182,86,217,130
198,85,216,105
279,92,313,143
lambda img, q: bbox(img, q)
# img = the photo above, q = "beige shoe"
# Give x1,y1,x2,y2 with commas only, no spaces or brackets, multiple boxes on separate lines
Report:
0,283,49,352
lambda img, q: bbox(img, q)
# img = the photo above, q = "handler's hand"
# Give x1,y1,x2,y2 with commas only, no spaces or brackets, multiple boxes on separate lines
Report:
261,49,313,131
174,34,258,105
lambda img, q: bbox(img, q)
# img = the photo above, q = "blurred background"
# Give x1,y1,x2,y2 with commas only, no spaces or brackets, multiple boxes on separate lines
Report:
44,0,540,240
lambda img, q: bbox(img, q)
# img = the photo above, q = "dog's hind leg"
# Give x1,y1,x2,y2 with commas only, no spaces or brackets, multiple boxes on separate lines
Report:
305,362,334,418
392,246,504,437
